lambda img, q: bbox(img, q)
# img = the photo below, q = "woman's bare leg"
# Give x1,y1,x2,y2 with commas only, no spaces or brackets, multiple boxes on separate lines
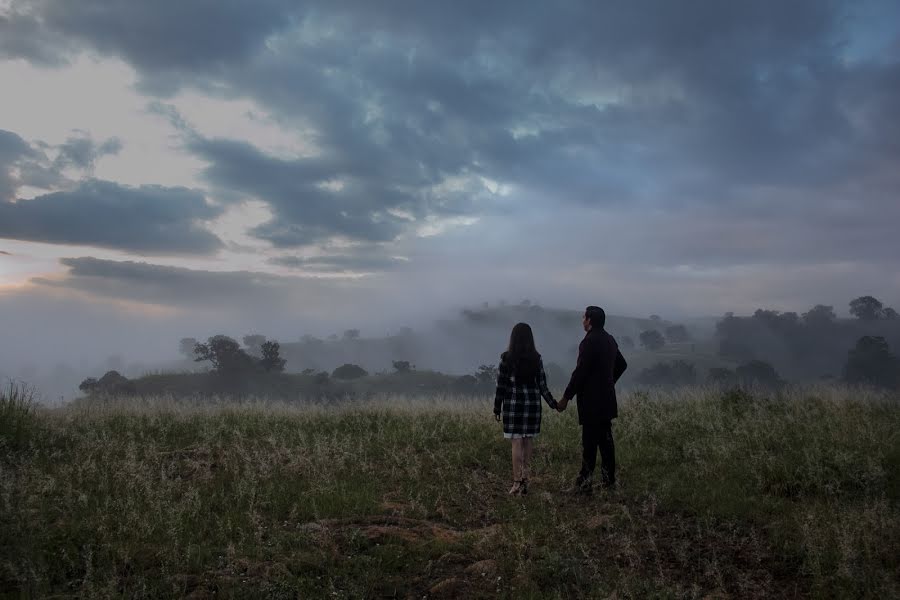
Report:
522,437,534,481
510,439,524,493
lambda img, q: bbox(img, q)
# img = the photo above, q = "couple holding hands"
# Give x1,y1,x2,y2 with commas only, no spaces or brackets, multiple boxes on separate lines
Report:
493,306,628,496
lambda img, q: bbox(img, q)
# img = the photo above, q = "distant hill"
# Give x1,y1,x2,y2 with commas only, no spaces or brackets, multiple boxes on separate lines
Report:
277,303,706,378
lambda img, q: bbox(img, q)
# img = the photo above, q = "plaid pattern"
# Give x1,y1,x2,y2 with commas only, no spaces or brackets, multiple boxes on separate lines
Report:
494,357,558,436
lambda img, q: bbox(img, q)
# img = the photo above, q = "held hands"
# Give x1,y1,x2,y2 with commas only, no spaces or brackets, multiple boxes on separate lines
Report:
493,412,501,422
556,397,569,412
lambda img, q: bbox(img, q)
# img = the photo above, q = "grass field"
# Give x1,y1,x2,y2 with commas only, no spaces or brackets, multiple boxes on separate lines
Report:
2,384,899,598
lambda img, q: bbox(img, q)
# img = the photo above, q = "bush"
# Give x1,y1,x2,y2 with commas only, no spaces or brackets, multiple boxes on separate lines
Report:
636,360,697,386
843,336,899,389
735,360,783,388
639,330,665,351
332,364,368,380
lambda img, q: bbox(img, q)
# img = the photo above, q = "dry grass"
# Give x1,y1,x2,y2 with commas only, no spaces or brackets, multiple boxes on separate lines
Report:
1,385,898,598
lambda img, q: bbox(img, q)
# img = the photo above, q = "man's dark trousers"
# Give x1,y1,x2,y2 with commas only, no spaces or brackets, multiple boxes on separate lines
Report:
579,420,615,487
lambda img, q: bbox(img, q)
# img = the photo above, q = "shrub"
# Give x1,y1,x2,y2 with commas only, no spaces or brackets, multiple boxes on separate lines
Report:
332,364,368,380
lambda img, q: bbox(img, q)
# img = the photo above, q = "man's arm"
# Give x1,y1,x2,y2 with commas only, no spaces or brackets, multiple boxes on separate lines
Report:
614,349,627,383
537,360,558,409
562,339,594,401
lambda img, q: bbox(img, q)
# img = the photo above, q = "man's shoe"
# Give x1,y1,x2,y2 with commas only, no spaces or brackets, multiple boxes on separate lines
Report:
563,476,593,495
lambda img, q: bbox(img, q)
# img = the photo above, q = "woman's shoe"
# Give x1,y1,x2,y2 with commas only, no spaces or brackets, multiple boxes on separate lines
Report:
519,478,529,495
508,480,523,495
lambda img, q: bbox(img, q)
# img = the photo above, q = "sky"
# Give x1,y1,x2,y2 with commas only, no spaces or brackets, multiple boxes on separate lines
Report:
2,0,900,374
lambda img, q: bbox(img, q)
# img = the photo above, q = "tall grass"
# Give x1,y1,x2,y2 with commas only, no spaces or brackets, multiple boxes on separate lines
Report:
0,380,37,451
1,385,898,598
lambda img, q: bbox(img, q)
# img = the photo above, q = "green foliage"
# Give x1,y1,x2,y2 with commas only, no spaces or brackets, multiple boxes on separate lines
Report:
193,335,256,375
707,367,736,385
474,364,498,386
850,295,884,320
639,329,665,350
392,360,413,373
664,324,691,343
242,334,267,356
843,336,899,389
636,360,696,386
259,341,286,373
802,304,836,325
0,380,36,450
735,359,783,387
332,363,368,379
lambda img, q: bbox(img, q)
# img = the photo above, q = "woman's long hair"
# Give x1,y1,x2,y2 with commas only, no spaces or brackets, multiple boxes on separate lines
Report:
506,322,541,384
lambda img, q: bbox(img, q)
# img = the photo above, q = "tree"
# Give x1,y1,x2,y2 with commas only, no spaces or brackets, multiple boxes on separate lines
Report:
194,335,255,374
342,329,361,341
636,360,696,386
80,371,135,395
545,362,567,385
843,336,899,389
392,360,413,374
332,363,368,379
259,341,286,373
735,360,782,387
707,368,736,385
78,377,99,394
849,296,884,321
639,330,665,351
243,334,267,357
664,324,691,343
802,304,836,326
178,337,198,359
883,307,899,320
475,364,498,386
620,336,635,350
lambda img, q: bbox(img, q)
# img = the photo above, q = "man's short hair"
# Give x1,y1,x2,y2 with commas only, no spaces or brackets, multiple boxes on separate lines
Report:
585,305,606,329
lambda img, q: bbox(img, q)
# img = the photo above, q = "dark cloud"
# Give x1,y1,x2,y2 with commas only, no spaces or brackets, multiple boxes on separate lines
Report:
0,11,71,66
269,253,406,273
0,129,36,200
0,129,124,199
0,250,11,255
6,1,900,268
53,133,122,173
32,256,369,314
0,180,224,254
186,136,411,246
27,0,301,75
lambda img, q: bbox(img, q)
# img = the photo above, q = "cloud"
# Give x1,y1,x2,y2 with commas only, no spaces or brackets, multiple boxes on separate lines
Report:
53,133,122,173
0,11,72,66
269,253,407,273
0,128,125,199
3,1,900,288
0,250,11,255
0,180,224,254
18,0,300,76
30,256,378,318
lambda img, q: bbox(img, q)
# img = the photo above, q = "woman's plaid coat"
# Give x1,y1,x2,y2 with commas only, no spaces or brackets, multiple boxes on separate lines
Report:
493,353,558,436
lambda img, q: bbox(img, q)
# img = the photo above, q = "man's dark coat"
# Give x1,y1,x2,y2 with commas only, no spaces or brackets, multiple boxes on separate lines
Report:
563,327,628,424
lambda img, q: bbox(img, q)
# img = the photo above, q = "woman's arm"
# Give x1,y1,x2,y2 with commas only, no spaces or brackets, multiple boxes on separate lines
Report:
538,360,558,409
494,359,512,415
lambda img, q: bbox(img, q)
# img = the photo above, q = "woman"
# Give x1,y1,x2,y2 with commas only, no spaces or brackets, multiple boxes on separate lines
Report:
493,322,558,495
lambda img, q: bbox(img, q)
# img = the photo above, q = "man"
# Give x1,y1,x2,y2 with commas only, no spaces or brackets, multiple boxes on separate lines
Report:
557,305,627,494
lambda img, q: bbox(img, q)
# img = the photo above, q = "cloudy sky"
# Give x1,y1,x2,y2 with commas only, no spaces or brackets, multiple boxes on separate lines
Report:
2,0,900,369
